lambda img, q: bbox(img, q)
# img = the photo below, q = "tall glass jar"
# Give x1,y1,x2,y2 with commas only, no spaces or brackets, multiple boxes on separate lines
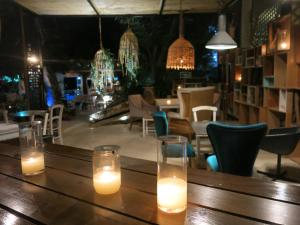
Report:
93,145,121,195
19,121,45,176
157,135,187,213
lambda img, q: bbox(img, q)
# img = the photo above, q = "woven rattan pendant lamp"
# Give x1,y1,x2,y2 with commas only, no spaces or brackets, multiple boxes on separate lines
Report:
166,0,195,70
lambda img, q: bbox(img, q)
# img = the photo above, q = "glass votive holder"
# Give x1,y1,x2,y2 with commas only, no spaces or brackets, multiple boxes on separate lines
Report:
19,122,45,176
157,135,187,213
93,145,121,195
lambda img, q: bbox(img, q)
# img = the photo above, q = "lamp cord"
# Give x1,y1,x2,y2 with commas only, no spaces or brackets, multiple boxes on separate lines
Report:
179,0,184,38
99,17,103,49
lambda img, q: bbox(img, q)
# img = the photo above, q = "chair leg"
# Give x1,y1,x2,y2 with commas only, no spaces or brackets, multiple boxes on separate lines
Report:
257,154,286,181
129,120,134,130
275,154,282,179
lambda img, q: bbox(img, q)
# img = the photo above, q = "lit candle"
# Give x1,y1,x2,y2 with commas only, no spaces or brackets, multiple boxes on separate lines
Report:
157,177,187,213
93,167,121,195
21,151,45,175
166,99,171,105
177,85,181,89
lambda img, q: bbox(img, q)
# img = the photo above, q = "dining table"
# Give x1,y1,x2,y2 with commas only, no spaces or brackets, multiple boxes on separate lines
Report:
0,140,300,225
155,98,179,111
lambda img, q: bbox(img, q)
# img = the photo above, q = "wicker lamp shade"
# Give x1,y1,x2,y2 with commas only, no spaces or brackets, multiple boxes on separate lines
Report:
166,37,195,70
166,9,195,71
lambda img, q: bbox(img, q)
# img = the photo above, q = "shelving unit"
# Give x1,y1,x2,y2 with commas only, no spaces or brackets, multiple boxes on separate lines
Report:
230,12,300,130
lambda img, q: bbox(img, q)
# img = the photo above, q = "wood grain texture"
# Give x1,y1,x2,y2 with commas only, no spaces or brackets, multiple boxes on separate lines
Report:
2,142,300,206
0,208,35,225
1,142,300,224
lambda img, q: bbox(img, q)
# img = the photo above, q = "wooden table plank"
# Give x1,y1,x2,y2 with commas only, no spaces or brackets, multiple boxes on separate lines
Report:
1,142,300,207
0,174,149,225
0,207,35,225
0,155,298,225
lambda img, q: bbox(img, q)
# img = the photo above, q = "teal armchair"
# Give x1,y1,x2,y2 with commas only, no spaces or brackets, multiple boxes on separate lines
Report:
206,122,267,176
153,111,196,161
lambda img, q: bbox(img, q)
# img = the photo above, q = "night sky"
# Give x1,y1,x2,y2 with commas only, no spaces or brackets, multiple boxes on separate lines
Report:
0,0,232,76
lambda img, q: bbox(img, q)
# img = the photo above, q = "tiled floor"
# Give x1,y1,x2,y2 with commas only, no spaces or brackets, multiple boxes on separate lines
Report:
62,113,300,185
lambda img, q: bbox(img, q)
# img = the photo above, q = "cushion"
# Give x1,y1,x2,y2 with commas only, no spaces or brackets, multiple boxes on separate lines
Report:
162,143,196,158
207,154,219,171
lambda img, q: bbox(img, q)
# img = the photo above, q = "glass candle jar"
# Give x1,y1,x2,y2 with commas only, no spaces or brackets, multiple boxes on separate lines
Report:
19,121,45,176
157,135,187,213
93,145,121,195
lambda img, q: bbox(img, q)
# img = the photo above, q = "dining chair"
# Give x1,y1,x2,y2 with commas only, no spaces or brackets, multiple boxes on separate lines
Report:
192,106,218,153
206,122,267,176
257,127,300,180
153,111,196,165
49,104,64,144
192,106,217,122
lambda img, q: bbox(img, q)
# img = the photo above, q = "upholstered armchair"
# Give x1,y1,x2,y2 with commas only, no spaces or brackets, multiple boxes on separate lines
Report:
206,122,267,176
168,87,215,141
168,86,215,121
153,111,196,166
128,94,157,130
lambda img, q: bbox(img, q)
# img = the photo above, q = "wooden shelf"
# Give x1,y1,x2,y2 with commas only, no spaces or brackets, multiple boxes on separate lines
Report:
229,12,300,128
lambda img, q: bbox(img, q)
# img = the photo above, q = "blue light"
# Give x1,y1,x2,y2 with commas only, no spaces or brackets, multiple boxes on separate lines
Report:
65,93,76,101
77,77,81,80
46,87,55,107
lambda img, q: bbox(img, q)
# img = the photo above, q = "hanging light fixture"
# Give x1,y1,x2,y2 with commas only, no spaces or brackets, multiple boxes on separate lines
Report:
92,17,114,91
205,14,237,50
166,0,195,70
118,27,139,79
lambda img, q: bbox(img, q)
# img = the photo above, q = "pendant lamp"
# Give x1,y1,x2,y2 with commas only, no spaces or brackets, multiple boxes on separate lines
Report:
93,17,114,91
118,27,139,79
166,10,195,70
205,14,237,50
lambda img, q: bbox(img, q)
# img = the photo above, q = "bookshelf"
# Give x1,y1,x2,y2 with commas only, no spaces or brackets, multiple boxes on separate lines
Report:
229,12,300,130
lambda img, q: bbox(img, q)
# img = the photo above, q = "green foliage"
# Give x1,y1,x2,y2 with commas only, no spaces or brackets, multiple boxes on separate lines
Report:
92,48,115,91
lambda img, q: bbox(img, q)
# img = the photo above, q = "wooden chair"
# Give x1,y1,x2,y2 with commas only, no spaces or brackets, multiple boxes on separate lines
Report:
192,106,218,153
49,104,64,144
192,106,217,122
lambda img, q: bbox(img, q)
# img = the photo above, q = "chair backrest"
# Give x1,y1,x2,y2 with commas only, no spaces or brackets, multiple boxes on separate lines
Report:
153,111,169,136
129,94,156,118
192,106,218,122
0,110,9,123
177,86,215,121
128,94,143,118
49,104,64,143
207,122,267,176
260,127,300,155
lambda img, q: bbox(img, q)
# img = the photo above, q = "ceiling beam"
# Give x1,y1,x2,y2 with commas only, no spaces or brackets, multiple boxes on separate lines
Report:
159,0,166,15
87,0,100,15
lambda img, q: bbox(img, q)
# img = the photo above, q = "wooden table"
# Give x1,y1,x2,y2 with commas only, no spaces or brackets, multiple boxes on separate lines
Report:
155,98,179,111
1,141,300,225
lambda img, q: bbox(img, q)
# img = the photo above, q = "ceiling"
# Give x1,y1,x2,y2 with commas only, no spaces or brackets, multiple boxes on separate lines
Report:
14,0,231,16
